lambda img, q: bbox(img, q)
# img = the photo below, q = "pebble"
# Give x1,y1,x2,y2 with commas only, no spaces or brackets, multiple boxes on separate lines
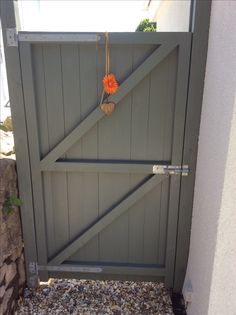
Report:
42,288,50,296
15,279,173,314
23,288,31,298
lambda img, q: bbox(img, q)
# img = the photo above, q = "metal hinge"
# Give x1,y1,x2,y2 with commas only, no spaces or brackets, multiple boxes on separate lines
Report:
6,28,18,46
29,261,38,275
153,164,189,176
38,265,103,273
28,262,39,287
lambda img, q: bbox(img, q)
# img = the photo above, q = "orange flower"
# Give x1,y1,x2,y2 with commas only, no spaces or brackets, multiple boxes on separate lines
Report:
103,74,119,95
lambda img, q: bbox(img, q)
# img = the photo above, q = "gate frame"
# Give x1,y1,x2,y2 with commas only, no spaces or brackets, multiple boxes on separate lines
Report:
0,1,39,287
0,0,212,292
173,0,212,292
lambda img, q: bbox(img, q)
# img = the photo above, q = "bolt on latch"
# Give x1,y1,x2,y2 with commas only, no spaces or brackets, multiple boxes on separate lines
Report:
153,165,189,176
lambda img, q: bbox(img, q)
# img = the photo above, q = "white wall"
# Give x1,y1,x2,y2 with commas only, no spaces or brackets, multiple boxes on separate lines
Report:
184,1,236,315
149,0,191,32
0,21,10,121
17,0,147,32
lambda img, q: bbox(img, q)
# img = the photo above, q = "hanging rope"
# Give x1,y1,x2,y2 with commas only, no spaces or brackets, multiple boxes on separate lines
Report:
105,32,110,76
103,32,119,96
100,32,119,115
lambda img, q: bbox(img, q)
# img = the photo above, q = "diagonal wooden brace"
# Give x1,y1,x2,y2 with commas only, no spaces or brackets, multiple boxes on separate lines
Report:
40,42,177,170
48,174,167,265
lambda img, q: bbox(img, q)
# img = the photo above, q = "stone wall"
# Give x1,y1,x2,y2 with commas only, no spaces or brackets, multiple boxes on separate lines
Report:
0,159,26,315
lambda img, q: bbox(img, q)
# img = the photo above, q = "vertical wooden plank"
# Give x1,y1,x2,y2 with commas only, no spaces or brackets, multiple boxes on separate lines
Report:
158,49,178,265
147,56,169,161
165,36,192,288
70,44,99,262
60,44,82,253
98,44,133,263
0,0,38,287
128,45,153,264
31,46,50,158
31,45,55,261
174,0,212,292
143,54,170,264
43,44,69,255
19,43,49,281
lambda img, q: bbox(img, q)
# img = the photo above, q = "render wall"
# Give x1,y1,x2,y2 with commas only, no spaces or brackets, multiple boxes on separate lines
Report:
184,1,236,315
149,0,191,32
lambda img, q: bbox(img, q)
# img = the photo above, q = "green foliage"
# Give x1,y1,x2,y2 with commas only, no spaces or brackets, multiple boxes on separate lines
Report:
3,195,23,215
0,123,8,132
136,19,156,32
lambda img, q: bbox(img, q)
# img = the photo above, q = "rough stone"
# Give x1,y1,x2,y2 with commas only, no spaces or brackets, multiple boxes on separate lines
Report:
2,287,13,314
5,262,17,285
17,255,26,287
0,285,5,299
11,300,16,313
10,245,23,262
0,231,22,267
0,159,25,315
0,159,17,202
0,263,7,284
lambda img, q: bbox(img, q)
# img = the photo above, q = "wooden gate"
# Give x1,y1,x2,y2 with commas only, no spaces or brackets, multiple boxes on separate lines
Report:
17,32,191,288
1,0,212,292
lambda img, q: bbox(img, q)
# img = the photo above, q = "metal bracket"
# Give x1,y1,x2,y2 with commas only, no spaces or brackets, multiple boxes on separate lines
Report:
29,261,38,275
6,28,18,46
153,165,189,176
38,265,103,273
18,33,101,43
28,262,40,287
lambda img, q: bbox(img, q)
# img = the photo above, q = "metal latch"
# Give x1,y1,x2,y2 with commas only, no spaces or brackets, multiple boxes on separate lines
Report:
6,28,18,46
153,165,189,176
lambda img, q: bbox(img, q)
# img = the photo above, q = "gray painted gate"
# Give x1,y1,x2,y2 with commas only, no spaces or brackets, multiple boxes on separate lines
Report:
1,0,212,293
18,32,191,288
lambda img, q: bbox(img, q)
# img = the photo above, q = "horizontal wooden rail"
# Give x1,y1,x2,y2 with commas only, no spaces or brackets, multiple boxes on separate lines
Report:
18,31,190,45
40,160,171,173
38,264,165,277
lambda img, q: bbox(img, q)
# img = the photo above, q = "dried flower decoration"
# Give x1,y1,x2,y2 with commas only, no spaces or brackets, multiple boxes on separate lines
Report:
100,32,119,115
103,73,119,95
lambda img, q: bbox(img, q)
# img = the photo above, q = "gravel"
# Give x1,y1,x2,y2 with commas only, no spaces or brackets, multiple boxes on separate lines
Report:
15,279,174,315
